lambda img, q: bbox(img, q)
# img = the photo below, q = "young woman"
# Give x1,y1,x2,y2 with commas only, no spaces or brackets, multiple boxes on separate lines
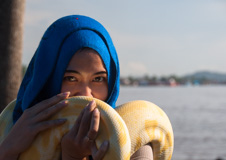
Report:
0,15,153,160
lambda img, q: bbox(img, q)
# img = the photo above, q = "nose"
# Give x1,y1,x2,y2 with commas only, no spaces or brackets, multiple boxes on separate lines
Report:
75,83,93,97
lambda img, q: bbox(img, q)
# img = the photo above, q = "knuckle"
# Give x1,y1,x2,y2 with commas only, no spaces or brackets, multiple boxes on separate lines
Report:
63,136,80,147
87,106,93,113
89,128,98,136
92,112,99,119
27,125,37,135
86,102,94,112
73,140,80,147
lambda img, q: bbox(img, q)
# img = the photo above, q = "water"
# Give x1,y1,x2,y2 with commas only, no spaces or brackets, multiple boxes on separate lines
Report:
117,85,226,160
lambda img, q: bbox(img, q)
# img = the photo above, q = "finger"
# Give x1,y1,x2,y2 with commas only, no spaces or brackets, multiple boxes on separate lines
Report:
87,108,100,141
34,100,69,122
69,107,86,137
35,118,67,133
77,100,96,139
31,92,70,114
92,140,109,160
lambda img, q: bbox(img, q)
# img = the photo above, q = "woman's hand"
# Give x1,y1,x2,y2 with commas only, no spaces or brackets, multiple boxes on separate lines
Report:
61,100,109,160
0,92,70,160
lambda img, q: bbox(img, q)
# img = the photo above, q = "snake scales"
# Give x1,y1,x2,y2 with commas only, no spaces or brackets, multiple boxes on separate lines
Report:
0,96,174,160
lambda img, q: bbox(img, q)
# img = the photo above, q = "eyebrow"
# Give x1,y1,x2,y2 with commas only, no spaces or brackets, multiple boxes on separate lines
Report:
65,70,107,75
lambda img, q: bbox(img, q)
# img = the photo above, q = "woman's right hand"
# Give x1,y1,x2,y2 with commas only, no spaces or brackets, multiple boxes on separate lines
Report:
61,100,109,160
0,92,70,160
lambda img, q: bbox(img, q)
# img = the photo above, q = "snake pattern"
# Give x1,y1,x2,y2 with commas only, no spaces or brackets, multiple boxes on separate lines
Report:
0,96,174,160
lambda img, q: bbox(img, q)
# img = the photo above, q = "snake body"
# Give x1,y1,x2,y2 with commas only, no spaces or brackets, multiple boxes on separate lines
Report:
0,96,174,160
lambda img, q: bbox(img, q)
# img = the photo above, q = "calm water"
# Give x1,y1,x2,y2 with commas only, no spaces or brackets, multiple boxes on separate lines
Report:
117,86,226,160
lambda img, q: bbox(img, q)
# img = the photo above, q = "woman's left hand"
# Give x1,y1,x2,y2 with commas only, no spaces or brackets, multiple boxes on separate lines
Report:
61,100,109,160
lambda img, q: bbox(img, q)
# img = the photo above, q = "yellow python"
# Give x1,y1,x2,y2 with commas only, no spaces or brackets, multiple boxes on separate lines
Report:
0,96,174,160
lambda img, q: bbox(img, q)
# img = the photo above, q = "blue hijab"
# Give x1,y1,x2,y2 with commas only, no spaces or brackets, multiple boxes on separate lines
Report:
13,15,120,123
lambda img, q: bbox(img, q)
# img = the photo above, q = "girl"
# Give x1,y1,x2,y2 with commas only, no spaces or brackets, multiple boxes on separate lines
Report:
0,15,153,160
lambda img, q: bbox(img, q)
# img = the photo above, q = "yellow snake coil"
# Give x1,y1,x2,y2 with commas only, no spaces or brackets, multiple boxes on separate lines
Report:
0,96,174,160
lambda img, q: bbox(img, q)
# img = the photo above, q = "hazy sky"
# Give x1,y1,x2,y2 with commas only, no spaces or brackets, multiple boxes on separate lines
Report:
23,0,226,76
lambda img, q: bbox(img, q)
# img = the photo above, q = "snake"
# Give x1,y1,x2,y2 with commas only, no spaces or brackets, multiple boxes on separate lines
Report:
0,96,174,160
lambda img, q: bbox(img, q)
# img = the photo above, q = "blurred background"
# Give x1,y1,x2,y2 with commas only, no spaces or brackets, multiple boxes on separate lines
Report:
1,0,226,159
23,0,226,77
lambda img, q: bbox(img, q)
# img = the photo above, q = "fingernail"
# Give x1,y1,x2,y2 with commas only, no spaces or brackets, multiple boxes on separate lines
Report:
93,108,99,114
90,100,96,106
61,100,68,105
59,92,70,98
104,140,108,147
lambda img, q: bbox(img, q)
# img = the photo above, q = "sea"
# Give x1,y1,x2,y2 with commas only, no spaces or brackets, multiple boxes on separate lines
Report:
116,85,226,160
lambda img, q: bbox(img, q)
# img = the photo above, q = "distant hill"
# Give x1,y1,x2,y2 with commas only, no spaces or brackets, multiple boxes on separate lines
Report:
120,70,226,86
183,71,226,83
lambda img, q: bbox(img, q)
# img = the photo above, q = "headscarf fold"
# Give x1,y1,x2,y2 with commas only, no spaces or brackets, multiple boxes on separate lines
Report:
13,15,120,123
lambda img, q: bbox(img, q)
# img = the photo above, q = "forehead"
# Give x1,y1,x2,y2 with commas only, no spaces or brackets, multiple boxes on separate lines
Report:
66,48,106,71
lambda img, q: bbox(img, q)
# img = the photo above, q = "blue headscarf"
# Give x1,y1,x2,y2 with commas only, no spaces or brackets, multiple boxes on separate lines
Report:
13,15,120,123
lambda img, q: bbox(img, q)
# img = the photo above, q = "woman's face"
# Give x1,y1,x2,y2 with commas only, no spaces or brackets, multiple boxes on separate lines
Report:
61,48,108,101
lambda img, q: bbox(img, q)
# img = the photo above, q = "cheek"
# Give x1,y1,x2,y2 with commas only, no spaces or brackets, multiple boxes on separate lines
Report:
94,83,108,101
61,82,71,93
102,84,108,101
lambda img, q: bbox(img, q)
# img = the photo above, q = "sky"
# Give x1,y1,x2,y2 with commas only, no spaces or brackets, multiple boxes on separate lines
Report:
22,0,226,77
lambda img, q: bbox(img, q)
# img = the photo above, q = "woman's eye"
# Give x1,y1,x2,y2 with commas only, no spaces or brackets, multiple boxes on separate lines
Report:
93,77,105,82
64,76,77,82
